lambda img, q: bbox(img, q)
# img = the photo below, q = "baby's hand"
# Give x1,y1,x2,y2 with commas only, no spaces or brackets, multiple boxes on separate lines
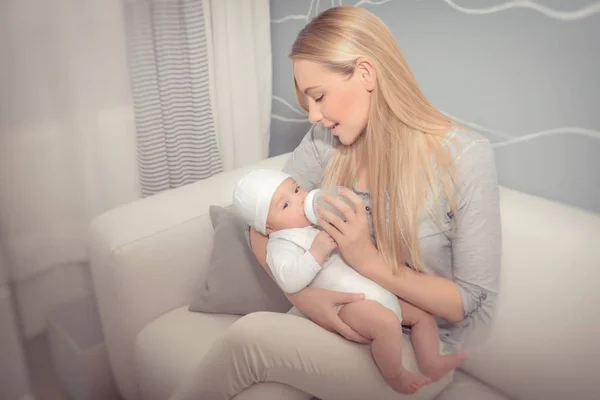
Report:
310,231,338,265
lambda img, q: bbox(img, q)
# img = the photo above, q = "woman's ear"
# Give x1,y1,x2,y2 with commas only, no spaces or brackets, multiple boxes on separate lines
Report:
355,57,376,92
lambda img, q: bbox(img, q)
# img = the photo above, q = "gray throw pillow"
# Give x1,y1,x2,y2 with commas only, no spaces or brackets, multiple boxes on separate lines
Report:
188,205,292,315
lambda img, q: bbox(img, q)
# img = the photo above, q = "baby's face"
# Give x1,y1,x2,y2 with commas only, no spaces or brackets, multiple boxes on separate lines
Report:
265,178,311,234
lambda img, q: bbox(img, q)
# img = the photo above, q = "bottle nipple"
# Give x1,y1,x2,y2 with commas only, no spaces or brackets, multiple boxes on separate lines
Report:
304,189,319,225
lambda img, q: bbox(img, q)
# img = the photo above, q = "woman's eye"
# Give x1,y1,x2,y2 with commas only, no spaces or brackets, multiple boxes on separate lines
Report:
283,202,289,209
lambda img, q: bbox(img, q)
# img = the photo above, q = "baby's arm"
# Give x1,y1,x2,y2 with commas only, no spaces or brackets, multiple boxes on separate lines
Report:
267,231,337,293
266,239,323,293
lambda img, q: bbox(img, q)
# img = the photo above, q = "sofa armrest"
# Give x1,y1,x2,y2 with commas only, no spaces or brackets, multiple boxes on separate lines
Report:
89,153,290,400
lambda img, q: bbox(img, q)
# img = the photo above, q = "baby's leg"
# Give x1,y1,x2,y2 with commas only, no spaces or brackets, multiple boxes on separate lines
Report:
399,299,466,381
338,300,430,394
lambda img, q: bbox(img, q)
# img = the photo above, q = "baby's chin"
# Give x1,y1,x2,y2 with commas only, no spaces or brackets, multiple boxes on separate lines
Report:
297,214,313,228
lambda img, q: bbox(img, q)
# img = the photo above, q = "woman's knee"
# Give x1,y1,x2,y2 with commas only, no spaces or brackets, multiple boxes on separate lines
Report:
221,311,325,362
222,312,278,348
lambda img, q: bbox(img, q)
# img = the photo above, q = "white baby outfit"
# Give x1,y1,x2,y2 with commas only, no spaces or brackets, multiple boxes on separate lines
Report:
232,169,402,320
267,227,402,319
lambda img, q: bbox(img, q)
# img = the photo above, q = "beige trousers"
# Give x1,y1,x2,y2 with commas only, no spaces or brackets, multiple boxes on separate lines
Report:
170,309,454,400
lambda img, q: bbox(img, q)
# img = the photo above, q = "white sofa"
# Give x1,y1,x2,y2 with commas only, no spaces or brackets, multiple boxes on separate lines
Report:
90,153,600,400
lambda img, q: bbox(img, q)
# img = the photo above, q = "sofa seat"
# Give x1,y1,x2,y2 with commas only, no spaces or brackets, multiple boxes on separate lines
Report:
435,371,510,400
135,307,241,400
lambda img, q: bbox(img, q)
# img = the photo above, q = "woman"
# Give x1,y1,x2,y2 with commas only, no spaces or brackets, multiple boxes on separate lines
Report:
173,6,501,400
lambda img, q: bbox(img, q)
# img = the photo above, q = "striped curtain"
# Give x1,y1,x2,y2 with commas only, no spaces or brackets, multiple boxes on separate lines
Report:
124,0,223,196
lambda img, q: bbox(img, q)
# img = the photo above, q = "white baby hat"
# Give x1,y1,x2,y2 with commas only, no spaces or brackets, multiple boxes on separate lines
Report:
232,169,292,235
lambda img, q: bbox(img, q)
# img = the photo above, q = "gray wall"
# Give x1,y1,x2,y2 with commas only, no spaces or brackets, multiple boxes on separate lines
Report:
268,0,600,214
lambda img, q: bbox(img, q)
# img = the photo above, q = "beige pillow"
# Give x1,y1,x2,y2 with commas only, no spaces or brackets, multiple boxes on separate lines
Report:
188,205,292,315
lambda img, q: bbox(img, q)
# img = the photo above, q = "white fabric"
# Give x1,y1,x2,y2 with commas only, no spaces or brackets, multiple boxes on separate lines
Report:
203,0,272,171
91,152,600,400
233,169,292,234
268,227,402,320
0,0,140,282
125,0,224,195
434,370,510,400
0,0,140,335
267,227,323,293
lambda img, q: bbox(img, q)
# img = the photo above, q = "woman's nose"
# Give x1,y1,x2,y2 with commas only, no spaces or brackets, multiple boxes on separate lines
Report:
308,106,322,124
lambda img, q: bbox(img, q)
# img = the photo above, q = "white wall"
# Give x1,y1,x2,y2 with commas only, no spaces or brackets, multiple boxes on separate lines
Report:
269,0,600,214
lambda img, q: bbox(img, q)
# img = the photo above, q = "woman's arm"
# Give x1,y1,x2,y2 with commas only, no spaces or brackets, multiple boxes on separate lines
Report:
315,191,464,321
367,140,501,325
319,139,501,327
366,254,464,322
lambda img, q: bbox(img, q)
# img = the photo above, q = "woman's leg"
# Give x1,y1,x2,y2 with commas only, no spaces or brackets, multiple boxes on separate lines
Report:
230,382,310,400
170,311,454,400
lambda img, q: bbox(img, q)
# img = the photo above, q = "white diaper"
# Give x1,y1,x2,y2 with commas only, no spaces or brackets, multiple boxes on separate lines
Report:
311,253,403,321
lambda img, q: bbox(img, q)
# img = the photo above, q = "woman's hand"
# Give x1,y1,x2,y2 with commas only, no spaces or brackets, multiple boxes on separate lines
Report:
317,187,378,272
288,287,371,344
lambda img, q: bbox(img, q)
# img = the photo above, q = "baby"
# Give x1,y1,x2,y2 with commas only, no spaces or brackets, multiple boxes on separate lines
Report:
233,169,465,394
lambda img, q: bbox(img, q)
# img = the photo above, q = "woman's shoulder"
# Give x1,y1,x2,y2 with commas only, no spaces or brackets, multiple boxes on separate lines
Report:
443,124,492,156
442,124,497,178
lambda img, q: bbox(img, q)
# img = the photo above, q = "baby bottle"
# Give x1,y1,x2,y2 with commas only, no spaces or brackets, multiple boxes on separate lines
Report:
304,186,355,225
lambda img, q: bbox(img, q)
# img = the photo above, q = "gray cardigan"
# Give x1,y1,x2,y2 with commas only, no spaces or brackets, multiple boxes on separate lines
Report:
281,123,502,352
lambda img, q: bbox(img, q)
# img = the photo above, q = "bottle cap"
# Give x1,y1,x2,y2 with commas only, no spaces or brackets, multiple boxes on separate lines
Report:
304,189,319,225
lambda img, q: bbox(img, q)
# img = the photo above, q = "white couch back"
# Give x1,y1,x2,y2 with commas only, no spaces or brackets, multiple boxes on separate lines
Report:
461,187,600,400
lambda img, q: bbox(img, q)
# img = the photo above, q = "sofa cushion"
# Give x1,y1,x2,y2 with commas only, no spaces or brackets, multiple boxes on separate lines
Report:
188,205,292,315
459,187,600,400
135,306,241,400
435,370,511,400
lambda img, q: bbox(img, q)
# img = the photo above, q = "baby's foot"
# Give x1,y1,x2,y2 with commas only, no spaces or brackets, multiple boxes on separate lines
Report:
420,352,467,381
386,369,431,394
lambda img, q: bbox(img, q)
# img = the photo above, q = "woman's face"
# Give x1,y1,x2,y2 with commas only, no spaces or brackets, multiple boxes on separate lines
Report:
293,59,374,146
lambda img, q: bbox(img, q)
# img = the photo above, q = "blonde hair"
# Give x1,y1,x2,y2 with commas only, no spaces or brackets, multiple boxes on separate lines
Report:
290,6,460,274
